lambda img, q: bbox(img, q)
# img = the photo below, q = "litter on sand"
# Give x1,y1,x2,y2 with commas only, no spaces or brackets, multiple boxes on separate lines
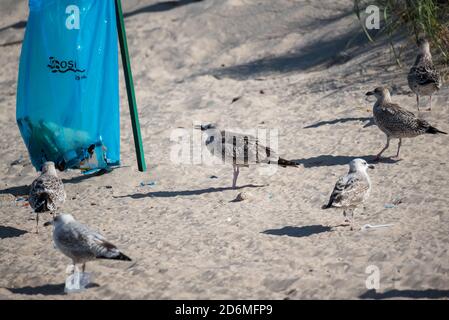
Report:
65,271,93,294
361,223,395,231
140,181,157,187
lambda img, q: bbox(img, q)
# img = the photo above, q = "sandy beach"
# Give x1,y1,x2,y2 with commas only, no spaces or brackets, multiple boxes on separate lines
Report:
1,0,449,299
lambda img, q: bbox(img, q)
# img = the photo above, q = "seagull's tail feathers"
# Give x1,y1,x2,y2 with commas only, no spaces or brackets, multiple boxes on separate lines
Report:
276,158,298,168
426,125,447,135
111,252,132,261
322,195,339,209
321,202,333,210
34,193,50,213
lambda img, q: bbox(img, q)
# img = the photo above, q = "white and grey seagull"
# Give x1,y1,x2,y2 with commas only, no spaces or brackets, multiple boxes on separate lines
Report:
29,161,66,233
45,213,131,274
407,38,442,111
195,124,298,188
366,87,446,160
322,158,374,230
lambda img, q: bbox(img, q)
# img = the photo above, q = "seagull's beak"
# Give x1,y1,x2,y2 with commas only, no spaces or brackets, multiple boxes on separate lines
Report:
194,124,215,131
366,91,374,96
368,164,375,169
43,221,53,227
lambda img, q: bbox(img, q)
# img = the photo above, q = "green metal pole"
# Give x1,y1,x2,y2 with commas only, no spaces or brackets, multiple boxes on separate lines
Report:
115,0,147,172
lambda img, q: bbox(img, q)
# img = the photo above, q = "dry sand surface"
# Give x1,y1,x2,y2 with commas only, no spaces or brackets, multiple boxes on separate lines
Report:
1,0,449,299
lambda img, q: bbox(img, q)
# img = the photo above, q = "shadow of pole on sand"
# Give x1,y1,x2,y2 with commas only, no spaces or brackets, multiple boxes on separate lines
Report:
114,184,266,199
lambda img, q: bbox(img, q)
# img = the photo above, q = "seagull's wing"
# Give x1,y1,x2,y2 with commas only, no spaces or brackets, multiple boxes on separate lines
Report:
326,174,369,208
410,62,441,88
29,175,66,211
66,222,132,261
222,130,279,165
54,223,94,258
379,102,435,134
376,102,416,126
379,102,415,119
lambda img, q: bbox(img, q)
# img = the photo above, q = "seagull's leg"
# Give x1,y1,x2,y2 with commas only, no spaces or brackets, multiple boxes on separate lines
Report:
350,209,355,231
428,95,432,111
416,95,420,111
66,262,76,275
232,165,237,188
82,263,86,273
35,213,39,234
375,137,390,161
343,210,349,223
233,166,240,189
393,138,402,159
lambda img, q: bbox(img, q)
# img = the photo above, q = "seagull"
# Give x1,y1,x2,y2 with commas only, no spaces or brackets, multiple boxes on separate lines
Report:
366,87,446,160
407,38,442,111
195,124,298,188
45,213,131,273
322,158,374,230
29,161,66,233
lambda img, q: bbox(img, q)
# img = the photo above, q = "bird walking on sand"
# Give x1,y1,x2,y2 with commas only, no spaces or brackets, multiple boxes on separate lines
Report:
195,124,297,188
322,159,374,230
45,213,131,273
29,161,66,233
366,87,446,161
407,38,441,111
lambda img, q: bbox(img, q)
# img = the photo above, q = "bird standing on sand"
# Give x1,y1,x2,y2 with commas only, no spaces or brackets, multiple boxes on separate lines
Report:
29,161,66,233
322,158,374,230
195,124,297,188
45,213,131,273
366,87,446,160
407,38,441,111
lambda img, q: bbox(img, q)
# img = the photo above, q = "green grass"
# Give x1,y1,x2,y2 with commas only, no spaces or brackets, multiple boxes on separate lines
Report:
354,0,449,65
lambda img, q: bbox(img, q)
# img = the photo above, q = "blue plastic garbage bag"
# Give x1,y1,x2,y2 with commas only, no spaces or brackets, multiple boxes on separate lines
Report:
16,0,120,173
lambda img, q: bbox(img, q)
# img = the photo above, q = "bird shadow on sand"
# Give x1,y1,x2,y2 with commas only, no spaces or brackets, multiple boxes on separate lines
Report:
293,155,400,168
115,184,265,199
6,283,100,296
124,0,203,18
0,185,29,196
262,225,332,238
0,226,28,239
6,284,66,296
304,117,375,129
359,289,449,299
0,172,103,196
